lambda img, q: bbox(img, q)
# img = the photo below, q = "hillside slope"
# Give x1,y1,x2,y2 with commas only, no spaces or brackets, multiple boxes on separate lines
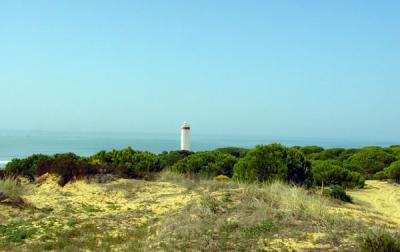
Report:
0,175,398,251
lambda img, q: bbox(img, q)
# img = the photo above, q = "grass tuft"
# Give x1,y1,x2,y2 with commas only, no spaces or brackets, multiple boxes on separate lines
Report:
0,178,23,199
359,228,400,252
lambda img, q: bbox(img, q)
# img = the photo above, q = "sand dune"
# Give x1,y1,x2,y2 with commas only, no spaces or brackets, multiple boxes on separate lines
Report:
348,180,400,225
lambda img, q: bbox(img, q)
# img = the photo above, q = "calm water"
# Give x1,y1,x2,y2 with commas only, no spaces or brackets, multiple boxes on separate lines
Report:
0,131,398,168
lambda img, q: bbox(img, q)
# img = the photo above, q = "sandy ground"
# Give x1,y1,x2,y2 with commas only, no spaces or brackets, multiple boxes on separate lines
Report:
348,180,400,226
0,177,398,251
0,175,199,250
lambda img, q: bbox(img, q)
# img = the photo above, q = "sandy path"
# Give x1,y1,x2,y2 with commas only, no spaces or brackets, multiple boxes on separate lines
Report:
348,180,400,225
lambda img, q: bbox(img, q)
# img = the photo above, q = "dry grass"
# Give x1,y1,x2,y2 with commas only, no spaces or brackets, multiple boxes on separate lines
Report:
0,173,398,251
0,178,23,199
149,179,366,251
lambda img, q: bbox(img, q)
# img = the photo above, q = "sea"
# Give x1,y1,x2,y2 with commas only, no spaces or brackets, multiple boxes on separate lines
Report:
0,131,398,169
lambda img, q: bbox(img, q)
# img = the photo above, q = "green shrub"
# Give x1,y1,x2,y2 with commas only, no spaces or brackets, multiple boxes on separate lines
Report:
299,146,324,155
215,147,249,158
344,149,396,177
90,148,162,178
232,144,287,183
132,151,162,173
90,147,137,167
158,150,194,169
325,185,352,203
384,160,400,183
372,170,389,180
232,144,312,185
5,154,51,181
312,160,365,188
37,153,104,186
314,148,346,161
359,228,400,252
387,145,400,160
171,151,237,178
286,148,313,186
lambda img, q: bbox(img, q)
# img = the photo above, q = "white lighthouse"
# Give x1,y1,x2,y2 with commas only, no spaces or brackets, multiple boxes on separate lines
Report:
180,121,190,151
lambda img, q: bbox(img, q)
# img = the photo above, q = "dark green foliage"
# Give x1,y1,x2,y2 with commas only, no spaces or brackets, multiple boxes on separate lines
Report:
232,144,287,182
171,151,237,178
372,170,389,180
384,160,400,183
90,148,162,178
215,147,249,158
340,148,360,161
344,149,396,177
232,144,312,185
303,147,359,162
158,150,194,169
91,147,137,167
4,147,163,183
325,185,352,203
131,151,162,173
311,160,365,188
5,154,51,181
387,145,400,160
299,146,324,155
314,148,346,160
37,153,103,186
286,149,313,186
359,229,400,252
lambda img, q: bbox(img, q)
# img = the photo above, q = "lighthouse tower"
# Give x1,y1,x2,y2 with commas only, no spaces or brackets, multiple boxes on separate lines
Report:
180,121,190,151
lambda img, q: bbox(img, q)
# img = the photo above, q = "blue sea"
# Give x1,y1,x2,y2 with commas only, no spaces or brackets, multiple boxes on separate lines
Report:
0,131,398,168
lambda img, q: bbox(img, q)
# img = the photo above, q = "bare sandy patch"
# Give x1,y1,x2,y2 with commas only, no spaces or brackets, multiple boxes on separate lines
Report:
347,180,400,226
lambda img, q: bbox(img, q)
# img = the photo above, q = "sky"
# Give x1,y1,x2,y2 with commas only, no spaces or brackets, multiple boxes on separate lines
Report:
1,0,399,141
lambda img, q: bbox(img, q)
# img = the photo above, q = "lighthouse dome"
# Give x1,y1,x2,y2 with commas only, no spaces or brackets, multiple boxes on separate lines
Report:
181,121,190,129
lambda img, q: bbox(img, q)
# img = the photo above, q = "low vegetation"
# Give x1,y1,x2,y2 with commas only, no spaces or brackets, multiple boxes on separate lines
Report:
324,185,353,203
0,173,398,251
0,178,22,199
1,143,400,250
359,228,400,252
5,143,400,186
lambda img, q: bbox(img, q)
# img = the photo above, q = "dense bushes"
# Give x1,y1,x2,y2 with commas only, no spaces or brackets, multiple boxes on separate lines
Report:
232,144,287,183
232,144,312,186
311,160,365,188
387,145,400,160
158,150,194,169
5,154,51,181
383,160,400,183
4,143,399,186
324,185,352,203
89,148,162,178
297,146,324,156
4,148,164,185
37,153,104,186
215,147,249,158
171,151,237,178
344,149,396,178
286,148,313,185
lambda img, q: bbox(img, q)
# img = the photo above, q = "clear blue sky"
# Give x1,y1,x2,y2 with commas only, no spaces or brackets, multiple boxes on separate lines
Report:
1,1,399,141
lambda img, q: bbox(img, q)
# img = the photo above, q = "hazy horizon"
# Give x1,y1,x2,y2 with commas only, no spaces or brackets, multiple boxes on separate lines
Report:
1,1,399,142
